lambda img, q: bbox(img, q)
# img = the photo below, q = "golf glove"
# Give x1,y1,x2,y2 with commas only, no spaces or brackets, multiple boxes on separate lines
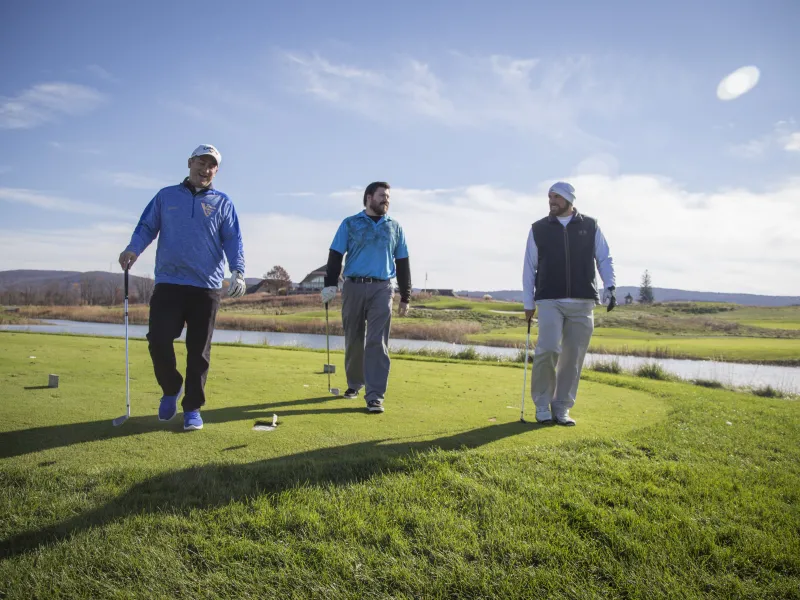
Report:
603,287,617,312
321,286,337,304
228,271,246,298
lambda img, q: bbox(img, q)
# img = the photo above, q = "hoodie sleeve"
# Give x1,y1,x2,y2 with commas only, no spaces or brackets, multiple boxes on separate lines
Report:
522,227,538,310
125,193,162,256
220,198,245,275
594,223,615,290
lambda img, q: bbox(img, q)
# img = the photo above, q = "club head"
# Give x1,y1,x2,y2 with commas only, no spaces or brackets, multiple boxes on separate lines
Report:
330,388,340,396
112,414,129,427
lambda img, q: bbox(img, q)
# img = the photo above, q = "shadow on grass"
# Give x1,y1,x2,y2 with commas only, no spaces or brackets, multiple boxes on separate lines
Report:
0,396,345,459
0,420,540,558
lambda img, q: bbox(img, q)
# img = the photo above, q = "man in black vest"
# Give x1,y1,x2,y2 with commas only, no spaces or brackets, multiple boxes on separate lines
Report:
522,181,616,426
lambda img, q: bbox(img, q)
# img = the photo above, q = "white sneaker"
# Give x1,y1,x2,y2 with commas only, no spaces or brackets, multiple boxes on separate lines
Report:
535,409,553,423
554,412,576,426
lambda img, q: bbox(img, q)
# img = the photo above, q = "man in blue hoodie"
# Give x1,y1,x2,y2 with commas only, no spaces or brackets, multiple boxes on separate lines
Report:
118,144,246,431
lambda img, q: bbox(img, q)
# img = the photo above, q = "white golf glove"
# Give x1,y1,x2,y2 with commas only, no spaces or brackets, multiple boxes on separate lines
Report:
321,286,337,304
227,271,246,298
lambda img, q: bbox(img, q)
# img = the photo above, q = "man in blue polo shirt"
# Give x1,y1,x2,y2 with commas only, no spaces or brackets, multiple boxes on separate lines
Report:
321,181,412,413
118,144,246,431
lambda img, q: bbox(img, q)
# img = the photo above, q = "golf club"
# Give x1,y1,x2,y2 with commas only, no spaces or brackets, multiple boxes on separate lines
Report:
325,302,340,396
519,318,532,423
112,268,130,426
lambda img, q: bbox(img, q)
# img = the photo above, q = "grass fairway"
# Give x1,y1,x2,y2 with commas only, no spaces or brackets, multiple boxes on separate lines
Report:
469,325,800,364
1,333,799,599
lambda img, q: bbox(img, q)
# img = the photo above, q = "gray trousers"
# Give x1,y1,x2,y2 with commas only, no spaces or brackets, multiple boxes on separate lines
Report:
531,300,595,416
341,279,394,402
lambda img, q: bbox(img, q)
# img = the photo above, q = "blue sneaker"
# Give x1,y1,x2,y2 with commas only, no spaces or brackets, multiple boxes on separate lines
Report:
184,410,203,431
158,386,183,421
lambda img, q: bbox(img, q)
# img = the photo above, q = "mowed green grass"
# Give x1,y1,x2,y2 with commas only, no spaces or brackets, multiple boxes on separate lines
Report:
1,332,799,599
469,325,800,364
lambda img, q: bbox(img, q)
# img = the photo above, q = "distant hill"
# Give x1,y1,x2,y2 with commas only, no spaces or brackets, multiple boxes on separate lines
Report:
0,270,82,289
456,287,800,307
0,269,154,305
0,269,148,291
3,271,797,307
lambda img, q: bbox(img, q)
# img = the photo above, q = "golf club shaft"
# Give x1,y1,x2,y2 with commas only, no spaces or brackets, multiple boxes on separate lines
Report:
325,302,331,390
520,319,531,421
124,268,130,417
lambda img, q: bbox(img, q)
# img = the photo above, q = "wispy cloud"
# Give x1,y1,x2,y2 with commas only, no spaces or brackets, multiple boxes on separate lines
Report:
275,192,316,197
730,120,800,158
92,171,170,190
86,64,120,83
6,177,798,295
784,132,800,152
0,82,107,129
0,223,138,274
283,51,627,147
321,177,800,295
49,140,103,155
0,187,130,218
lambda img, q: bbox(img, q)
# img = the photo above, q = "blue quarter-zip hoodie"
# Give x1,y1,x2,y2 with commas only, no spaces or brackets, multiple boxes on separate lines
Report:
125,179,245,289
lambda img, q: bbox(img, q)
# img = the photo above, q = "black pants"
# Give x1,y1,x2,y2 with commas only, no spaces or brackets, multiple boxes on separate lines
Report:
147,283,220,412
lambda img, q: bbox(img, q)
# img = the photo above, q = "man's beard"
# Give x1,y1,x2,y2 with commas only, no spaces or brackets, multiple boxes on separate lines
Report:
371,200,388,214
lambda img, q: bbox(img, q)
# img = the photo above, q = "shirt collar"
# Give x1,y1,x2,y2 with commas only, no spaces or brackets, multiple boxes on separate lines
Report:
182,177,214,194
547,208,582,223
359,209,392,222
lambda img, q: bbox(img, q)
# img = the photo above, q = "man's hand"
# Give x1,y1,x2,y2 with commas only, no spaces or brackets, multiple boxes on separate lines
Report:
398,302,409,317
603,287,617,312
321,286,337,304
228,271,246,298
525,309,536,323
119,250,137,271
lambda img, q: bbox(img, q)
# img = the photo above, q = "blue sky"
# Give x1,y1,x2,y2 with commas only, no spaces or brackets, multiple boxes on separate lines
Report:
1,0,798,294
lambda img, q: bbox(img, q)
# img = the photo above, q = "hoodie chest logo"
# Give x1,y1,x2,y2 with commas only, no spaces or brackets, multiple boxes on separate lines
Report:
201,202,216,217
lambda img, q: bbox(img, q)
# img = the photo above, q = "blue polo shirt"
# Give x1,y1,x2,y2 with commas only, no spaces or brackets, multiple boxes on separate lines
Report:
330,211,409,280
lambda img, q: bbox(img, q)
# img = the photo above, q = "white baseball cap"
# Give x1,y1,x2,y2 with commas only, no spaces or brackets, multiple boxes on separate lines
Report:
190,144,222,167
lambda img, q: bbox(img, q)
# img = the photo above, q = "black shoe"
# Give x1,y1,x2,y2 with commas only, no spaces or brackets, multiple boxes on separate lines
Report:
343,388,358,399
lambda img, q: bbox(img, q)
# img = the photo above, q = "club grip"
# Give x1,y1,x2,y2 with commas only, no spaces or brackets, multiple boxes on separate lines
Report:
124,268,129,297
527,319,532,334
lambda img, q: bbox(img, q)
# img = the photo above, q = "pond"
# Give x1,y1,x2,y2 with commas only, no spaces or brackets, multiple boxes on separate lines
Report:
2,320,797,394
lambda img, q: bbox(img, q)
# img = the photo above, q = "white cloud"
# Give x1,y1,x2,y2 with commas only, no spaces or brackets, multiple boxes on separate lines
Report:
0,82,106,129
86,64,119,83
0,187,131,218
730,120,800,158
92,171,170,190
320,177,800,296
4,176,798,296
0,223,136,274
49,141,103,155
784,132,800,152
284,51,626,147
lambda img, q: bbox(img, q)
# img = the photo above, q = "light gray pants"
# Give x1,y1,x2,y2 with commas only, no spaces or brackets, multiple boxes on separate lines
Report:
531,300,595,416
341,279,394,402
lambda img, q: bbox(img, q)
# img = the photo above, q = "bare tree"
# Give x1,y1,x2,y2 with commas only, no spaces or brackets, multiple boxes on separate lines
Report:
264,265,292,294
134,275,155,304
80,276,99,305
105,276,122,305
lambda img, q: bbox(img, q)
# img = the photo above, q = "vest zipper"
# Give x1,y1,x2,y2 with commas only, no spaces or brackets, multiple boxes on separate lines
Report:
564,226,571,298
